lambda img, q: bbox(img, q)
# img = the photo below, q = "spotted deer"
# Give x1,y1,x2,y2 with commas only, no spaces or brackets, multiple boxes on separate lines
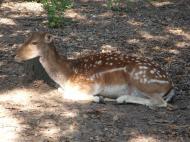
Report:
15,32,175,108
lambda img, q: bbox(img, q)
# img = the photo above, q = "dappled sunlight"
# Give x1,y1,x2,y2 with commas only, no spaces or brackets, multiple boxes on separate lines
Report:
39,119,61,140
151,1,173,7
129,135,158,142
167,27,190,41
0,86,57,109
65,9,87,20
127,38,140,44
60,84,94,102
127,19,143,27
0,105,22,142
175,41,190,48
98,11,113,18
0,86,81,141
139,31,166,40
152,46,180,55
0,18,16,25
1,2,44,15
61,111,78,118
168,49,180,55
100,44,118,53
0,88,34,106
62,123,78,137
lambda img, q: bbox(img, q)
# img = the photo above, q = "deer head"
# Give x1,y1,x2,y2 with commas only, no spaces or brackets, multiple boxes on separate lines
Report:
15,32,54,62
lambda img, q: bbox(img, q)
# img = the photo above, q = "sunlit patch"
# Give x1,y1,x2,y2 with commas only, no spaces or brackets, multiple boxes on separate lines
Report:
127,39,140,44
167,27,190,40
0,85,80,141
168,49,180,54
127,19,143,26
98,11,113,18
61,84,93,102
101,44,117,53
151,1,173,7
65,9,86,20
0,18,16,25
0,88,32,105
61,111,77,118
0,105,21,142
39,119,60,140
129,135,157,142
62,123,78,136
175,42,190,48
139,31,165,40
1,2,44,15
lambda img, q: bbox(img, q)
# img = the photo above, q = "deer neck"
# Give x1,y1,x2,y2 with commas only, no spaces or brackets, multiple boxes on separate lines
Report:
39,44,73,87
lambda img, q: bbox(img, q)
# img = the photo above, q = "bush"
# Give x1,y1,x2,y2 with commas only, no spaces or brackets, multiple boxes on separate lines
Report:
41,0,72,28
107,0,121,9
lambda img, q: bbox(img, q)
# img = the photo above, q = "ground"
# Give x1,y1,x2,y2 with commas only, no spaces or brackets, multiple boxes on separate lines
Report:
0,0,190,142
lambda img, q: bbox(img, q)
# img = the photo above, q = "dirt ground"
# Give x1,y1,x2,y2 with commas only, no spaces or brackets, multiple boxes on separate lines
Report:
0,0,190,141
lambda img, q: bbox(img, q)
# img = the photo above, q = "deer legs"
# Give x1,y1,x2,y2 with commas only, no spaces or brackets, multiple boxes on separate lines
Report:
58,84,167,107
116,94,167,108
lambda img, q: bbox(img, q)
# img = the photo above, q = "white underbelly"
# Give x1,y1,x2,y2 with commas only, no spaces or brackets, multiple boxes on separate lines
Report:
100,85,129,99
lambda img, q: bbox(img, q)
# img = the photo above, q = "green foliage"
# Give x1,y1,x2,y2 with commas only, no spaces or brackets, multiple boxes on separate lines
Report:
42,0,73,28
39,0,72,28
107,0,120,9
27,0,73,27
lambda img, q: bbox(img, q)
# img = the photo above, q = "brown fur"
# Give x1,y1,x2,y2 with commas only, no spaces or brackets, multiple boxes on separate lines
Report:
15,32,174,107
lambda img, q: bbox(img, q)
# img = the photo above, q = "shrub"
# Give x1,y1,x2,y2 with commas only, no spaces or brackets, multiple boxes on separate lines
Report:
41,0,73,28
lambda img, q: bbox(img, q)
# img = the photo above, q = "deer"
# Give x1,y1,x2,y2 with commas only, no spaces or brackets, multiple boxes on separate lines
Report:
15,32,175,108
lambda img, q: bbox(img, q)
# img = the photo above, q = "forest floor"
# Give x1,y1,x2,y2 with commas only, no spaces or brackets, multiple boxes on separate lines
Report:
0,0,190,141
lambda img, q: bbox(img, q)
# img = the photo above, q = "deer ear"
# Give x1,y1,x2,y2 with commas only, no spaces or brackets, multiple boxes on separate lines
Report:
44,33,53,43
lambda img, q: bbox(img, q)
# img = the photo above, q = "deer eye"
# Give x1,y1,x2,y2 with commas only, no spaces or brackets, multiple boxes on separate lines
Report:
31,41,38,45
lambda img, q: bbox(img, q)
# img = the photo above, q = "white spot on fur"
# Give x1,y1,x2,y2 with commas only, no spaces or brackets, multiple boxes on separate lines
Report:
148,79,169,84
139,66,148,69
91,67,127,79
135,60,140,63
96,60,102,64
139,71,144,75
143,78,147,83
150,70,155,74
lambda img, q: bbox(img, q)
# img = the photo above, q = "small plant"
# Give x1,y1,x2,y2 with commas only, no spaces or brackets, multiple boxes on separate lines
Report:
42,0,73,28
107,0,121,10
107,0,134,12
